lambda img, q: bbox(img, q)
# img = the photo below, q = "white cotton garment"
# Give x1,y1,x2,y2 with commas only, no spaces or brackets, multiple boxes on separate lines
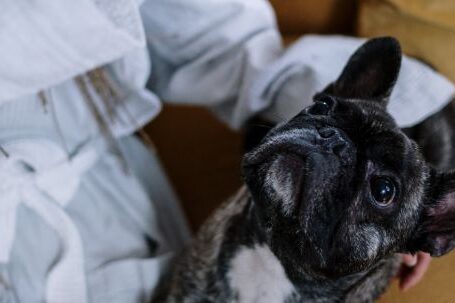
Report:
0,0,145,102
0,0,163,136
1,1,453,129
0,87,191,303
142,1,454,128
259,35,455,128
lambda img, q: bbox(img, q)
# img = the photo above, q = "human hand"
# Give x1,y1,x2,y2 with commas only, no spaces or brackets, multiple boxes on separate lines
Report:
397,252,432,291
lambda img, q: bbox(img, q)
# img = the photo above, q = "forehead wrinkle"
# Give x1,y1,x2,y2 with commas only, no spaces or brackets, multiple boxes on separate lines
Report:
339,99,395,125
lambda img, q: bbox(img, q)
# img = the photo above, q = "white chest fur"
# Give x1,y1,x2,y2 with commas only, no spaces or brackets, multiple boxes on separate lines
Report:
227,244,296,303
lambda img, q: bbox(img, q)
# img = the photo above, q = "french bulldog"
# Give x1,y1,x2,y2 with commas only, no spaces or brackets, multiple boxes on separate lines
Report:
162,37,455,302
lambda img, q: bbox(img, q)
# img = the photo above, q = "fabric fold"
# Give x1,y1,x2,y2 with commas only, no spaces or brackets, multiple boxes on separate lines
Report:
0,0,145,102
0,139,99,303
258,35,455,127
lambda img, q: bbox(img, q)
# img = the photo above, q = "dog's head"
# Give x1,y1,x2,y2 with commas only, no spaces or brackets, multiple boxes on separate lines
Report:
242,37,455,278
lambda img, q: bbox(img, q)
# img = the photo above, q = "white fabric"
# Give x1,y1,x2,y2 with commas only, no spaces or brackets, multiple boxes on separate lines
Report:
0,76,188,302
0,139,98,303
0,135,188,302
1,1,453,129
259,35,455,127
142,2,454,128
142,0,283,128
0,0,162,137
0,0,145,102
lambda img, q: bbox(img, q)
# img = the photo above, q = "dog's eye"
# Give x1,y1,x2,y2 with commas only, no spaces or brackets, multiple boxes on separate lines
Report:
370,177,396,206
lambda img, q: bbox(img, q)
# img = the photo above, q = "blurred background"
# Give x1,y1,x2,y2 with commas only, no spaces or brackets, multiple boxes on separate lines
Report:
146,1,455,302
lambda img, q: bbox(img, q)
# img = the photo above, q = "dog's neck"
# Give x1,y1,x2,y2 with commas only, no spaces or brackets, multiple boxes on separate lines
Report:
218,196,400,302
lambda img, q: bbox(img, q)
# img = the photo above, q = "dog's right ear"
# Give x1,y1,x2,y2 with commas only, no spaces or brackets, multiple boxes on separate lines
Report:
324,37,402,106
413,170,455,257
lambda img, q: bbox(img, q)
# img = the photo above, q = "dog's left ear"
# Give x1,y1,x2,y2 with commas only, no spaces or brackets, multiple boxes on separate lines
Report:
325,37,402,106
413,170,455,257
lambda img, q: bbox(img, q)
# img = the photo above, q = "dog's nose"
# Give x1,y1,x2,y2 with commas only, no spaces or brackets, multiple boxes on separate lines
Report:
308,94,336,116
318,128,336,138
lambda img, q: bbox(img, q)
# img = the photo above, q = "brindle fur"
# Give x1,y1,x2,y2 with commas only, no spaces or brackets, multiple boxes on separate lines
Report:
160,38,455,303
163,187,401,302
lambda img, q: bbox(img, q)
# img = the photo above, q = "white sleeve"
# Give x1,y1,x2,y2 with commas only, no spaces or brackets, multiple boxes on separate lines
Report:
140,0,283,128
141,2,454,128
258,35,455,128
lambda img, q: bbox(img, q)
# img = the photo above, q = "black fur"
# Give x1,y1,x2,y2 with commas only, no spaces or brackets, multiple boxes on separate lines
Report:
162,37,455,302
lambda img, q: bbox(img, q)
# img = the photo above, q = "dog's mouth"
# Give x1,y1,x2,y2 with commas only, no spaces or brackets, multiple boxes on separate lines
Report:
265,152,307,208
242,131,317,217
266,152,307,188
242,125,353,172
242,126,353,222
242,129,320,169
